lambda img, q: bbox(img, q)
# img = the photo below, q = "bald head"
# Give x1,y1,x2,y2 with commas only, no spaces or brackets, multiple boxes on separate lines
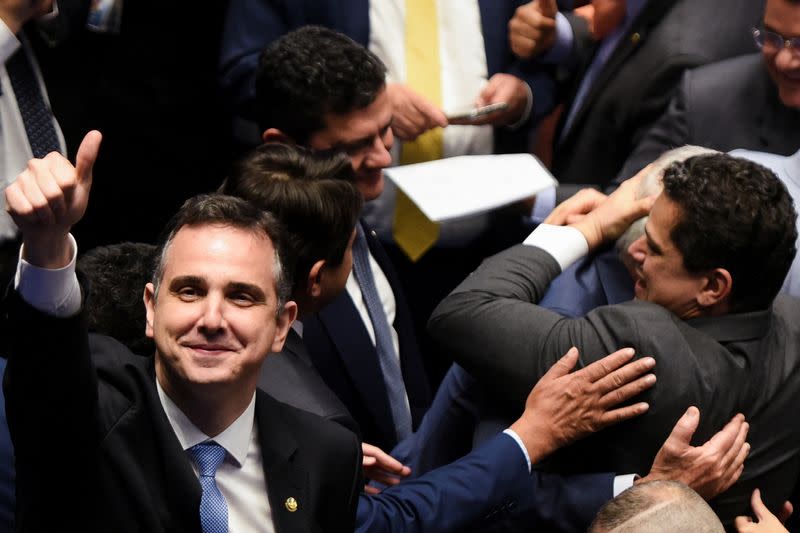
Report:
589,481,723,533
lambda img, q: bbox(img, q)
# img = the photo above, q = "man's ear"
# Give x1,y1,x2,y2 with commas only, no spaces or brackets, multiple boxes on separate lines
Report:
144,283,156,339
270,300,298,354
697,268,732,308
262,128,293,144
306,260,326,299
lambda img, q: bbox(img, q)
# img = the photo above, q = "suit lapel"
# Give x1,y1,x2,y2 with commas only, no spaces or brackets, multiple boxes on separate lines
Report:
316,291,396,441
145,360,204,529
256,393,308,533
284,328,312,366
562,0,673,143
478,0,504,76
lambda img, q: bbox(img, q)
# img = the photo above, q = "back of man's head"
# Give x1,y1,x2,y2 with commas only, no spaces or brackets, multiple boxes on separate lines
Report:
661,153,797,312
589,480,724,533
255,25,387,145
220,143,363,295
78,242,158,355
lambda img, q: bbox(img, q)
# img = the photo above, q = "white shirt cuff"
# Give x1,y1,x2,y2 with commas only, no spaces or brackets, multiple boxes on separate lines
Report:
539,12,574,64
613,474,637,496
523,224,588,271
502,428,531,473
15,234,81,317
507,81,534,130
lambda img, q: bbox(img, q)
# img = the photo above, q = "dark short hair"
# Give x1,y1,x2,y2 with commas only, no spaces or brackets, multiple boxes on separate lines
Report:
78,243,158,355
255,25,387,144
662,154,797,311
153,194,292,312
220,143,363,294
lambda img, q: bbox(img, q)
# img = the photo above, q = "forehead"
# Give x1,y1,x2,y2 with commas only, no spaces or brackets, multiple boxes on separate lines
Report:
765,0,800,34
162,224,276,289
646,194,682,247
310,88,392,148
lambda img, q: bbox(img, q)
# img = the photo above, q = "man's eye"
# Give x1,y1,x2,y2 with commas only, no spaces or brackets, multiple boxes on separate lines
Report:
177,287,201,301
229,292,256,306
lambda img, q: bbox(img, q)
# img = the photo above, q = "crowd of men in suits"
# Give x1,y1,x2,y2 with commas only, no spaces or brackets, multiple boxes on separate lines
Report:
1,0,800,531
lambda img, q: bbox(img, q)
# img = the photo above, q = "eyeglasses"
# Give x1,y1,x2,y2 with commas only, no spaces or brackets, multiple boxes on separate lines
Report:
752,27,800,57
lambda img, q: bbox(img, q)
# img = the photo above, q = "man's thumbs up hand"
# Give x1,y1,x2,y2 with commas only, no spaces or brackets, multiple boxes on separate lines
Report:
6,130,102,268
509,0,559,59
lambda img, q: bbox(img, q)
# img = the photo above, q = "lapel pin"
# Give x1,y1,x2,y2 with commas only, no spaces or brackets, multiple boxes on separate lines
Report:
631,32,641,44
285,497,298,512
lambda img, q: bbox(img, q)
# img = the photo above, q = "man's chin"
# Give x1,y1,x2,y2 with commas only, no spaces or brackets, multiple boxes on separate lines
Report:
358,172,385,202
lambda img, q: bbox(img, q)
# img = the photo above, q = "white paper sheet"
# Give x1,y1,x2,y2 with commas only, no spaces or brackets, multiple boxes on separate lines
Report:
384,154,557,222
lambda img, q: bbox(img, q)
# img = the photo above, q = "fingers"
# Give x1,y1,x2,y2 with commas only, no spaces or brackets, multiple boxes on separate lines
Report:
665,406,701,446
715,425,750,495
778,501,793,524
594,354,655,393
577,347,635,383
540,346,580,381
599,369,655,409
364,484,382,495
75,130,102,185
703,413,746,457
361,443,411,477
734,515,754,531
751,489,770,522
599,401,650,427
538,0,558,18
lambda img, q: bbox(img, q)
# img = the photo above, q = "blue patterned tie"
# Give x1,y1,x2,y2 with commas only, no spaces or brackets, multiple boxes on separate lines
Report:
6,47,60,158
188,442,229,533
351,224,413,440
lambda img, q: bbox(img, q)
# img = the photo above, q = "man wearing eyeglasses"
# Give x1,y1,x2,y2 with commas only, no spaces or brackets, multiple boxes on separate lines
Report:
618,0,800,182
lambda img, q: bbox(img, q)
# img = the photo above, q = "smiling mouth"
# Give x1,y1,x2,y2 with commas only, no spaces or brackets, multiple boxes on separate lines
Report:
185,344,235,356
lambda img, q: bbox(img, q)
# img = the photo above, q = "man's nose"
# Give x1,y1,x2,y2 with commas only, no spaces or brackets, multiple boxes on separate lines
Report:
774,45,800,70
198,295,225,332
366,128,393,168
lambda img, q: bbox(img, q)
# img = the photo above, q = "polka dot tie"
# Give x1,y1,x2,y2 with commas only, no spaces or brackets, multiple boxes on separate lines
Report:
188,442,229,533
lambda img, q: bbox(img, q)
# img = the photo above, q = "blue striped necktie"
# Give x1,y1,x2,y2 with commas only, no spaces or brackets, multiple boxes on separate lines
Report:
351,224,413,440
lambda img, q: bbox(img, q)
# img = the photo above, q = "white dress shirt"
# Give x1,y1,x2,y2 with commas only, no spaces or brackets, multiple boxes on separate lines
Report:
364,0,524,246
15,238,276,532
0,19,66,241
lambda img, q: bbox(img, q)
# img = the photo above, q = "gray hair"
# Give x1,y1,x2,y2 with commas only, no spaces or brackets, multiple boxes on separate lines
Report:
616,146,721,254
589,480,724,533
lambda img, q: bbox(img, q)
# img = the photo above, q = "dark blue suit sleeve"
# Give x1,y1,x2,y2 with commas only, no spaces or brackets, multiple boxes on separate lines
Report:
357,432,615,533
219,0,291,118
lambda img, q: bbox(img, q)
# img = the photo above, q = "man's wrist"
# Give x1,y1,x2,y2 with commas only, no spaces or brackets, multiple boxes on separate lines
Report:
21,232,72,269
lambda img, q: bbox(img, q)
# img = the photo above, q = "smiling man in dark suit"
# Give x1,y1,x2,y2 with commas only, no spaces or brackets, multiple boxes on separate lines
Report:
3,131,362,532
619,0,800,182
430,153,800,527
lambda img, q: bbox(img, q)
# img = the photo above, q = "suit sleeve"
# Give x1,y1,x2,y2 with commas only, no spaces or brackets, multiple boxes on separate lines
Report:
428,244,638,407
357,432,613,533
614,69,692,184
218,0,291,119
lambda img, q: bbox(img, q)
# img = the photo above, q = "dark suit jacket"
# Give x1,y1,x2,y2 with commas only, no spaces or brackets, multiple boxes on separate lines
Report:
218,0,548,153
429,244,800,526
259,328,360,436
619,53,800,182
549,0,763,197
4,293,361,532
304,223,431,451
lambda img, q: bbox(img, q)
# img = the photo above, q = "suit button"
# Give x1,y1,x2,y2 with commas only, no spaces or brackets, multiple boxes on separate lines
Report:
370,230,378,238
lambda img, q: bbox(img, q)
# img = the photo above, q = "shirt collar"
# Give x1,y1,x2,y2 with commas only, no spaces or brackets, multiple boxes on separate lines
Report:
156,379,256,467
